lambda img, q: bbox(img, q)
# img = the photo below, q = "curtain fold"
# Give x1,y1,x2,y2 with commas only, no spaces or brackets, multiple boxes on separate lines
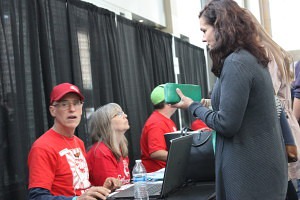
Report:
0,0,48,199
116,16,177,169
175,37,208,127
35,0,78,129
67,0,121,145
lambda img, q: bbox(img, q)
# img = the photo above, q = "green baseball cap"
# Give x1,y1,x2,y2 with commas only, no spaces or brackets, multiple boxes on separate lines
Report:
150,84,165,105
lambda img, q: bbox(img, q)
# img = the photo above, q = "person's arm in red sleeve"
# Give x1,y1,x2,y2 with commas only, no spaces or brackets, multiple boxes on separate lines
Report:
147,126,168,161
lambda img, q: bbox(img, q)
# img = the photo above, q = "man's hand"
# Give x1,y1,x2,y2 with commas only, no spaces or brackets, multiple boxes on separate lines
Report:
171,88,193,109
77,186,110,200
103,177,122,191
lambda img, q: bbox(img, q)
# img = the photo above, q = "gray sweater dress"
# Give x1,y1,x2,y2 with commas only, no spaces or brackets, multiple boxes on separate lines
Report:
189,49,288,200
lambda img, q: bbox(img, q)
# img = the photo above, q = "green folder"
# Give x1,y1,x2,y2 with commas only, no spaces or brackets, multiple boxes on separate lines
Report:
164,83,202,104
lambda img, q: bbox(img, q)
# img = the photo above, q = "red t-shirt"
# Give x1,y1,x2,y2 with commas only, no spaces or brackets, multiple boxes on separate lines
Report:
140,111,177,172
28,129,91,196
191,119,208,130
86,142,130,186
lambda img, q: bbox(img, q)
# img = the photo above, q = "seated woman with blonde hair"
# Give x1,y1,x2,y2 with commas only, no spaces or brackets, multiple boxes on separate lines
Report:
86,103,131,186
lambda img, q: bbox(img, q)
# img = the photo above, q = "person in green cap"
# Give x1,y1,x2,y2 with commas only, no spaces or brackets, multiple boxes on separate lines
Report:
140,84,178,172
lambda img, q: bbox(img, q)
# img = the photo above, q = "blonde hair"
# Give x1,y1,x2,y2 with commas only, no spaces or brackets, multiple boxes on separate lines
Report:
247,10,294,82
89,103,128,161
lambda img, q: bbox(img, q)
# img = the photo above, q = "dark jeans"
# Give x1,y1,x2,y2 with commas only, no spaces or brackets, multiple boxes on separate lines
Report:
287,180,298,200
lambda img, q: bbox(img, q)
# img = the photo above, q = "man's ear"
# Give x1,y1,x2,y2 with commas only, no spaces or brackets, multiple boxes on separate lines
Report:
49,106,56,117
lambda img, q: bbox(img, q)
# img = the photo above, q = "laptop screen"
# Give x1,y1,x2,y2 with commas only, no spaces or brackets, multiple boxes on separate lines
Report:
160,134,193,196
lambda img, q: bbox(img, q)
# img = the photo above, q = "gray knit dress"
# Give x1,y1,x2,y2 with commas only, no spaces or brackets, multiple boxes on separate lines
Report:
189,49,288,200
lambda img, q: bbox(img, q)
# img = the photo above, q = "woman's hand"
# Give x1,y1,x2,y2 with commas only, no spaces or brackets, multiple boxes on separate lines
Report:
172,88,194,109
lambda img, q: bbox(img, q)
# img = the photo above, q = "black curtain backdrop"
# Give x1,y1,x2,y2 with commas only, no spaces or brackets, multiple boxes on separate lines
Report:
175,37,208,128
0,0,45,199
0,0,207,199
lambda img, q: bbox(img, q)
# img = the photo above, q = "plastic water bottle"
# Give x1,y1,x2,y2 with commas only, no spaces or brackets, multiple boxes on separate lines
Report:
132,159,149,200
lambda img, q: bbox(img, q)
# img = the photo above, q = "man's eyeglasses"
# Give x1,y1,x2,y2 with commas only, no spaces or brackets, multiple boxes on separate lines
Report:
52,100,83,111
113,111,125,118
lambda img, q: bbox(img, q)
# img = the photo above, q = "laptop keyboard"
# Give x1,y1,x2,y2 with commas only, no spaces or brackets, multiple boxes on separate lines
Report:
147,184,161,195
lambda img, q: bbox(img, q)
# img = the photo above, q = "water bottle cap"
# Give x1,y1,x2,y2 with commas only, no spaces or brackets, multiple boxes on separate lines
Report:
136,159,141,163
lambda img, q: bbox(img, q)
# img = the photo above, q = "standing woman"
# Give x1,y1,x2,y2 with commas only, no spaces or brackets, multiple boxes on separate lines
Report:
250,12,300,199
174,0,288,199
86,103,131,186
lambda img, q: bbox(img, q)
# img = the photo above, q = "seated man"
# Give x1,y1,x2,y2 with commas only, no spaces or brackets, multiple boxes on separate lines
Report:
28,83,120,200
140,84,177,172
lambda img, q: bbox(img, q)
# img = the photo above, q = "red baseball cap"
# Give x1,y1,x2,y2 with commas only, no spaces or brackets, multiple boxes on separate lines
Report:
50,83,84,104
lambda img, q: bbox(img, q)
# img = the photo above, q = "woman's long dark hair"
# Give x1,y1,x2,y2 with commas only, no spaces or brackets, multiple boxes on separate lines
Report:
199,0,269,77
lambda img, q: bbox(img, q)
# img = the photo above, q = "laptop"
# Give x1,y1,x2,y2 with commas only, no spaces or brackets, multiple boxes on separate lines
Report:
108,134,193,199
